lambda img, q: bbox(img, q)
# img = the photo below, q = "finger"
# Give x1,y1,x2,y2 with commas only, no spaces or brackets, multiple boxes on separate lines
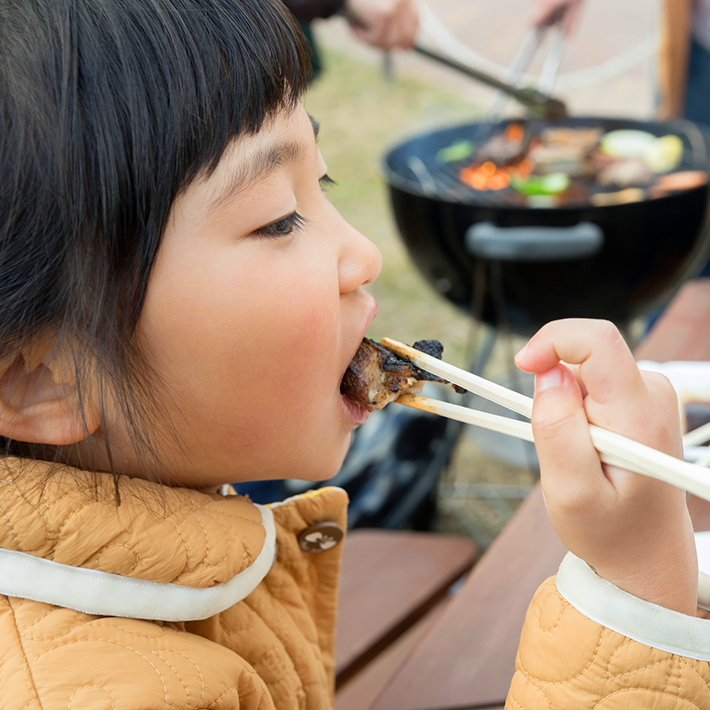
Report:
563,9,577,32
348,7,389,48
637,370,683,458
373,0,416,50
556,362,588,398
351,24,386,48
397,2,419,49
531,0,568,27
378,15,399,50
380,9,408,50
515,319,646,408
368,5,395,48
517,358,589,398
532,364,610,509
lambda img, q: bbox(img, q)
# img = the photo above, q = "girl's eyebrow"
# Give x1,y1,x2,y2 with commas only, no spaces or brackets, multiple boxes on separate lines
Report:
208,115,321,213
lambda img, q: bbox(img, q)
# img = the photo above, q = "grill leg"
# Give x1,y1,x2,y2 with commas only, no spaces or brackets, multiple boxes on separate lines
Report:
468,325,497,376
437,324,538,548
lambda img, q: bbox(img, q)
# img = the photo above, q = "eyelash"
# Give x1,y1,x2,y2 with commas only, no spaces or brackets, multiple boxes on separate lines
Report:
253,212,306,239
319,173,337,191
252,174,336,239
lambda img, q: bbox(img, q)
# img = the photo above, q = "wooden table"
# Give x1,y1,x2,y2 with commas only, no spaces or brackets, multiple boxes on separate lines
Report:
367,279,710,710
335,530,478,687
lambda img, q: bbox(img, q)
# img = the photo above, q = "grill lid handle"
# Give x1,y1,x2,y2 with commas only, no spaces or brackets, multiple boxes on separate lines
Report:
465,221,604,262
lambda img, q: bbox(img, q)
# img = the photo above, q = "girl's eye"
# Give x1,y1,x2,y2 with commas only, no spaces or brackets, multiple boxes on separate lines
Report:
253,212,306,239
319,173,337,191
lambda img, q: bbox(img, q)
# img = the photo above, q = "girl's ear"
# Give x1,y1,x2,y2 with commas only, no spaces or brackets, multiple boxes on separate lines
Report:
0,342,101,445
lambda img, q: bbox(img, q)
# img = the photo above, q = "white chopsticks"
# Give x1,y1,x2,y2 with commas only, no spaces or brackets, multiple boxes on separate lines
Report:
381,338,710,503
684,421,710,447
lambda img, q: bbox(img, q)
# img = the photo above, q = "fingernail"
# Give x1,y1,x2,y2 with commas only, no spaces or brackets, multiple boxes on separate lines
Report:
514,344,528,362
535,366,564,393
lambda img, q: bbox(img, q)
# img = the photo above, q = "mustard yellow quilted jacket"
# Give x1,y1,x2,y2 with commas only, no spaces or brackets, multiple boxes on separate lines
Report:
0,458,347,709
506,552,710,708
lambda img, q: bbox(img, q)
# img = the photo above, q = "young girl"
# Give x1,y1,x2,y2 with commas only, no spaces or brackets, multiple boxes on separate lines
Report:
0,1,380,707
0,2,705,710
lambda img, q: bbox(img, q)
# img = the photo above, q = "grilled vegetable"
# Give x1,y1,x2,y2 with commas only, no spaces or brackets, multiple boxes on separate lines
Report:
511,172,570,196
600,129,657,158
437,139,476,163
644,135,683,173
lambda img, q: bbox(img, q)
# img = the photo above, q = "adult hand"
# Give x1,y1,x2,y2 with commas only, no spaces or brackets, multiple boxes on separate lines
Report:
531,0,585,32
515,319,698,615
344,0,419,50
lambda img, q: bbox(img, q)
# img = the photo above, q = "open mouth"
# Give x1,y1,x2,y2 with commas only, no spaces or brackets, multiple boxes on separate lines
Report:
340,392,370,426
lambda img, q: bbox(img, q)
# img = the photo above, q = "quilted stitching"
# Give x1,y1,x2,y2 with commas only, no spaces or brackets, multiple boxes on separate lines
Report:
0,459,264,587
506,578,710,709
0,458,348,709
0,600,43,710
67,685,116,709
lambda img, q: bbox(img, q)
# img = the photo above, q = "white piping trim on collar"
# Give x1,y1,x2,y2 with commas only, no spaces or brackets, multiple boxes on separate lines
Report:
0,504,276,622
556,551,710,661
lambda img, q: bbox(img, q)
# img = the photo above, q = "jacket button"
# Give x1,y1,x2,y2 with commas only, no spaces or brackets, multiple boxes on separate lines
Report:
297,522,344,553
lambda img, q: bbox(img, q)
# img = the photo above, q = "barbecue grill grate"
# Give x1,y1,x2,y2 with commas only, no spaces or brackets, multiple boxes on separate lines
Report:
390,117,707,210
405,155,526,207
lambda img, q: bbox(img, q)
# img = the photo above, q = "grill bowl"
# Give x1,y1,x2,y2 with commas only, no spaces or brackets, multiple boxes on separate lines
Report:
383,117,710,334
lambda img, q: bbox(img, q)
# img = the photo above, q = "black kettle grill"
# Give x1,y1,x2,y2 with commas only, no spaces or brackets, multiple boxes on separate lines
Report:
383,116,710,335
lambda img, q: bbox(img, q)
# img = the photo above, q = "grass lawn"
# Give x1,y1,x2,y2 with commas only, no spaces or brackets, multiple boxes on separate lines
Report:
303,48,536,546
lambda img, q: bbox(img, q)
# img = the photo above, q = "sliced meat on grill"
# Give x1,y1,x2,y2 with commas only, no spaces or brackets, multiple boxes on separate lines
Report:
526,143,596,177
475,133,525,166
539,127,603,148
341,338,464,412
596,158,655,187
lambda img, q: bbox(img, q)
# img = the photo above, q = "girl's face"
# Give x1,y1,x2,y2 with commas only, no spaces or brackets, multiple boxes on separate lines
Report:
114,104,382,487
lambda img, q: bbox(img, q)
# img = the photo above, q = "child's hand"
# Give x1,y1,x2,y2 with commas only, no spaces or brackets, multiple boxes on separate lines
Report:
515,319,698,615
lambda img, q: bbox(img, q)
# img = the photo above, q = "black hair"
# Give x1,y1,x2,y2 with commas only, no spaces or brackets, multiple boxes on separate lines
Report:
0,0,310,488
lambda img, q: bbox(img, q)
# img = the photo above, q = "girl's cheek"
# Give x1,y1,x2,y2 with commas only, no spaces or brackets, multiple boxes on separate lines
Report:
229,274,338,385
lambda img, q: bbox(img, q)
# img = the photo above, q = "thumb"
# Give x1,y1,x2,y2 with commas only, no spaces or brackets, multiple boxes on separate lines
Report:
349,24,379,47
532,365,606,510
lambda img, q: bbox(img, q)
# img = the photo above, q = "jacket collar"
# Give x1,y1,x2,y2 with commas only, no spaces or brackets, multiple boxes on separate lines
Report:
0,458,276,620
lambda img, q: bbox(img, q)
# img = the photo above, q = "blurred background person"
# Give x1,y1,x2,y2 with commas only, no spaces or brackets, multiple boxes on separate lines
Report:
532,0,706,125
283,0,419,79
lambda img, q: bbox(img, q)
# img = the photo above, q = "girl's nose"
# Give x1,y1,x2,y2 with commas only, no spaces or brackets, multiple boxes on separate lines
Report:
338,225,382,294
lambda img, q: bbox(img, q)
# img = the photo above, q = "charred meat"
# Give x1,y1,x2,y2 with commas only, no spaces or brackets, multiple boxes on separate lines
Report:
341,338,464,412
475,132,526,166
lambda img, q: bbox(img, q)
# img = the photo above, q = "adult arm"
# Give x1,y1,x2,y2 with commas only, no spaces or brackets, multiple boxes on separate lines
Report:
283,0,418,50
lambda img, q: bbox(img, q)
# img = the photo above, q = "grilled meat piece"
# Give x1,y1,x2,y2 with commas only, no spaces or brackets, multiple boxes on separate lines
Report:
476,133,525,166
596,158,655,188
341,338,463,412
540,127,603,150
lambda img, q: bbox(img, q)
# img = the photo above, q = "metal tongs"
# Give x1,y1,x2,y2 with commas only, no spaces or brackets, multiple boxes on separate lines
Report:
412,14,568,121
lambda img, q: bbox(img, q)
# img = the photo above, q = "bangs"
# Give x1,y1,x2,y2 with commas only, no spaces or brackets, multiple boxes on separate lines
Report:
77,0,312,188
0,0,311,478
